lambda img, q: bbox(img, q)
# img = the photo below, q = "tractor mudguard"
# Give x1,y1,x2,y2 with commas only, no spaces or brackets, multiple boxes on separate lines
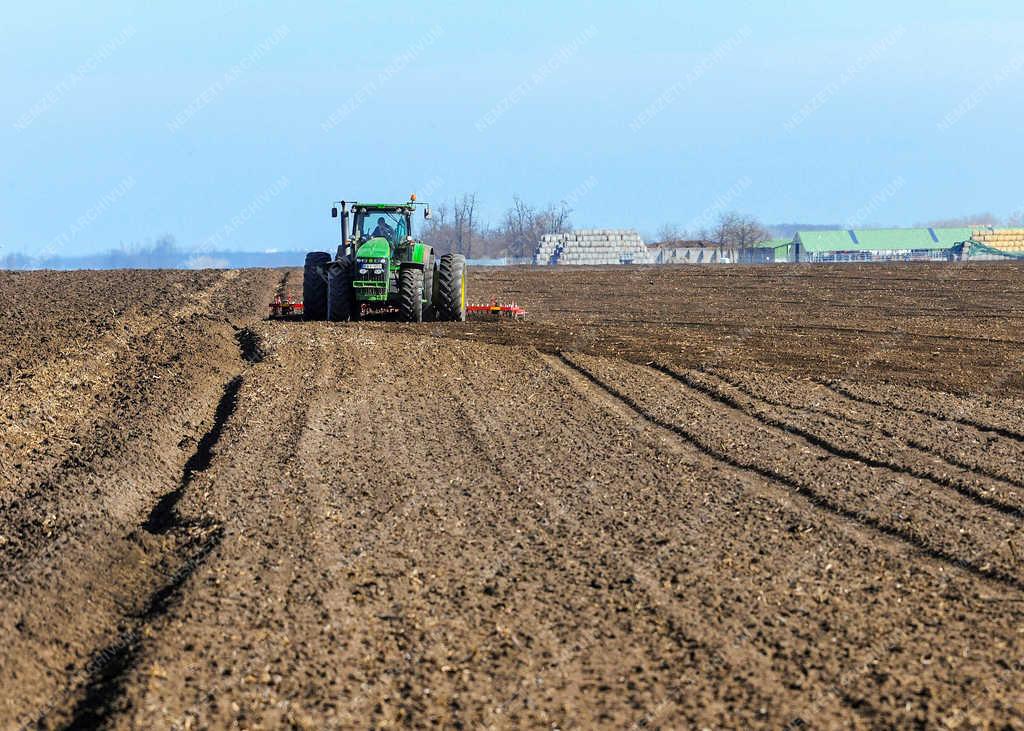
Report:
400,242,431,268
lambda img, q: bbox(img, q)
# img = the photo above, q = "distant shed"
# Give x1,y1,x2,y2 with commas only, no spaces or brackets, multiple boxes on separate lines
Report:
740,239,794,263
649,240,731,264
793,228,972,262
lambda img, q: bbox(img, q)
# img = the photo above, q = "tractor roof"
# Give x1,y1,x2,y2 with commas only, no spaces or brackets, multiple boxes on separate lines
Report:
353,202,415,211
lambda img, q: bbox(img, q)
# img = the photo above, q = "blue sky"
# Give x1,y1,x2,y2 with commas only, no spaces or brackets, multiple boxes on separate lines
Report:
2,0,1022,255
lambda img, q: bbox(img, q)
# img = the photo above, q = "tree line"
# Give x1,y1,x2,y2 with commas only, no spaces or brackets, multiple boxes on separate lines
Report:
656,212,772,248
423,194,777,259
422,194,573,260
922,212,1024,228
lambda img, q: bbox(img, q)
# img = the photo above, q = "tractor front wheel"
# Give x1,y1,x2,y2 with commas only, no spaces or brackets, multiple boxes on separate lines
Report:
303,252,331,321
398,267,424,323
437,254,467,322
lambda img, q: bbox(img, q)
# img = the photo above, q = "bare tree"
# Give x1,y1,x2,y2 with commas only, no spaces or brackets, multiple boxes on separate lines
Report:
421,193,573,259
498,196,572,259
926,213,1000,228
709,211,770,248
451,194,477,257
422,195,478,256
500,196,534,259
421,202,452,253
656,223,684,244
734,215,771,247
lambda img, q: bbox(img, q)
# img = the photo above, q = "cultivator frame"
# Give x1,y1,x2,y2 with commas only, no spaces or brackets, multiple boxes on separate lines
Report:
466,298,528,320
268,293,304,319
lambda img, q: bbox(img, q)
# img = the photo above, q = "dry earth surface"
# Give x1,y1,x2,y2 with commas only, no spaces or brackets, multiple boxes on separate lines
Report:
1,263,1023,729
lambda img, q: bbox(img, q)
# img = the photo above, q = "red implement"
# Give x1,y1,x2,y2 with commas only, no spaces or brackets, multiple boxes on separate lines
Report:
466,298,527,320
269,293,304,319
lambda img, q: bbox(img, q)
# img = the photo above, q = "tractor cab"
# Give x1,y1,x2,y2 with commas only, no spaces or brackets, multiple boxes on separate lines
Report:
349,203,420,304
353,205,411,251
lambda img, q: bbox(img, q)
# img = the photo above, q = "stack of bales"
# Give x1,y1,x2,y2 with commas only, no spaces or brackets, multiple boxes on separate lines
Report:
973,228,1024,253
534,229,653,265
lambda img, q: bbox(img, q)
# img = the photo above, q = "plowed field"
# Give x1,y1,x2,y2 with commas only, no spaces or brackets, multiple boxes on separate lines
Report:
2,263,1023,729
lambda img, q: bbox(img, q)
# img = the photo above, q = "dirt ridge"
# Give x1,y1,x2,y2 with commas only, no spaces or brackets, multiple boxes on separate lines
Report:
559,352,1024,593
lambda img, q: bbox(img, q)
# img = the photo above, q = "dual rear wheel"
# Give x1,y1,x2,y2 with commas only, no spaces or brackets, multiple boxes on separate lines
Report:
303,252,357,322
436,254,467,322
399,253,467,323
303,252,331,321
327,260,357,322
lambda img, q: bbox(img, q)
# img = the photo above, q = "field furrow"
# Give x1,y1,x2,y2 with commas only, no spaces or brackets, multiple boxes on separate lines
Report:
663,365,1024,517
706,366,1024,489
823,379,1024,443
561,352,1024,591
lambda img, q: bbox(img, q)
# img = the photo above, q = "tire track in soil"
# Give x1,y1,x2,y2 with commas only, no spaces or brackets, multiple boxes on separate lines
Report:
556,353,1024,594
656,364,1024,520
820,380,1024,444
101,327,378,729
0,270,273,583
492,350,1023,727
42,364,255,727
331,338,675,727
143,377,242,535
1,271,281,729
526,354,831,720
0,270,253,574
450,346,1015,727
60,525,225,729
447,361,784,723
434,347,826,725
704,366,1024,492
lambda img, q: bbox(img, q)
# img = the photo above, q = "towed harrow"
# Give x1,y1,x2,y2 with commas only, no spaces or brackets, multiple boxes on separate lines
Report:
268,293,304,319
271,293,526,321
465,298,527,320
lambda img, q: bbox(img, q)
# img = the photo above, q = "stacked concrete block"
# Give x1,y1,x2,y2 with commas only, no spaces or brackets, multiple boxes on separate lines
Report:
534,235,560,265
534,230,653,266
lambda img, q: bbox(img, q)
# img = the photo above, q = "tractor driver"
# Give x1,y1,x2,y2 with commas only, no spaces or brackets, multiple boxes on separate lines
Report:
371,216,395,245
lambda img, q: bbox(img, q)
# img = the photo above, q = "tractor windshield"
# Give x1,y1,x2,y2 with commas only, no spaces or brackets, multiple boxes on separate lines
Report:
358,210,407,246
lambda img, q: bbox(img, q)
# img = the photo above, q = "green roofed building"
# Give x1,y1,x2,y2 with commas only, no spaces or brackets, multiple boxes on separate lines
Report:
792,228,973,263
740,239,794,263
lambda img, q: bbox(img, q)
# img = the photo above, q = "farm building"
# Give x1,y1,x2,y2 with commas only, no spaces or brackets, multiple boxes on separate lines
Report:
740,239,794,263
648,240,734,264
652,239,793,264
792,228,973,263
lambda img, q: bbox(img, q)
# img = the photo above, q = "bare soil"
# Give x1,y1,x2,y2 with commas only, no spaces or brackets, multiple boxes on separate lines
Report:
2,263,1023,729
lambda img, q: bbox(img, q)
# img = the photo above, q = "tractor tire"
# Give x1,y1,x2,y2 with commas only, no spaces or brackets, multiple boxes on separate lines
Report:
437,254,467,322
327,260,357,322
431,263,441,311
398,267,424,323
303,252,331,321
422,255,436,322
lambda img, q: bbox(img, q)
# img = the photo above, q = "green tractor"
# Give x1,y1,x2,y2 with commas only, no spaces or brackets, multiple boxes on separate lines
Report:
303,197,467,323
